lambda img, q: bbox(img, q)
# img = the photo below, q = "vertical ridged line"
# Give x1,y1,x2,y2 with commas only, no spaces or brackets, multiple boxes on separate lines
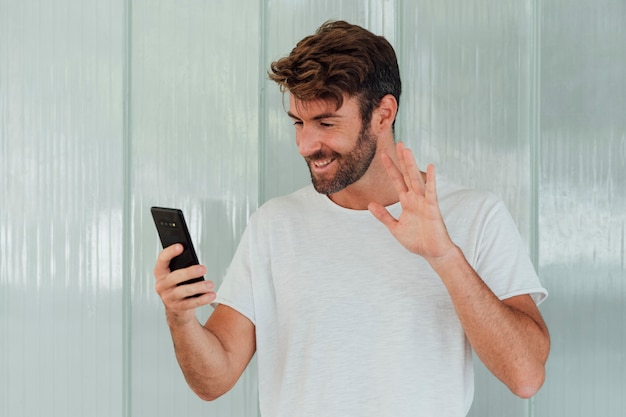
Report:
255,3,269,415
258,0,268,208
0,3,8,415
528,0,542,414
122,0,133,416
394,0,404,144
529,0,541,293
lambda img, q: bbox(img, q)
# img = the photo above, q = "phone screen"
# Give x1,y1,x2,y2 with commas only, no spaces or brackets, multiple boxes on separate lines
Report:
150,206,205,286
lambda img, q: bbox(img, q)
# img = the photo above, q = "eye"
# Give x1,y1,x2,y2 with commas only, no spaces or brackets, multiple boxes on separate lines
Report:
291,120,303,126
320,122,334,128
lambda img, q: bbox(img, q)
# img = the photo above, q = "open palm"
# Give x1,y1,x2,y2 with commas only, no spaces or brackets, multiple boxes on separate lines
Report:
368,142,456,261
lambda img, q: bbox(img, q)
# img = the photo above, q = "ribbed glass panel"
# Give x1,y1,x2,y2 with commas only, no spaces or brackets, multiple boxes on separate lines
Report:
398,2,536,415
535,0,626,415
398,1,535,238
129,1,261,416
0,0,125,416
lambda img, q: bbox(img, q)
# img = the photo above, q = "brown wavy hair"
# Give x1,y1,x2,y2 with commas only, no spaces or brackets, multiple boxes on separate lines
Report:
268,20,401,128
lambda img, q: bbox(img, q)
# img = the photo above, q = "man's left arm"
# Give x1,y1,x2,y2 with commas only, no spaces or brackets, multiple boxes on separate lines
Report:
368,142,550,398
427,246,549,398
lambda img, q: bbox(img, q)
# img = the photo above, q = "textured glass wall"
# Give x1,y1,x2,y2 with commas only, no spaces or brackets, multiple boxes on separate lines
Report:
398,2,538,416
0,0,126,416
129,1,261,416
536,0,626,415
2,0,625,416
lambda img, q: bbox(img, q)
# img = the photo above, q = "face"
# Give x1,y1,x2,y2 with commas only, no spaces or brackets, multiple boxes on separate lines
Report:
288,95,378,195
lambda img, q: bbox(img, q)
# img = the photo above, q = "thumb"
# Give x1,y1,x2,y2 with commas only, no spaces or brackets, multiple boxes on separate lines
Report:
368,202,397,231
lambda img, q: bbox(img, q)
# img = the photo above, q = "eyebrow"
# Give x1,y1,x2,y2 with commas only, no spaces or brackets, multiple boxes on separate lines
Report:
287,111,342,121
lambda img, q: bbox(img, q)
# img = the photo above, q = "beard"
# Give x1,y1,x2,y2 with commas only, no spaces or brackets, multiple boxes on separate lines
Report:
305,125,378,195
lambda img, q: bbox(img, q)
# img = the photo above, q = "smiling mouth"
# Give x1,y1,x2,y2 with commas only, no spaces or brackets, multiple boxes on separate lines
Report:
313,158,334,168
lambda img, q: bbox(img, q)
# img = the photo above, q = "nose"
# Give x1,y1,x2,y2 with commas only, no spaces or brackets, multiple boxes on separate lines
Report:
295,125,322,157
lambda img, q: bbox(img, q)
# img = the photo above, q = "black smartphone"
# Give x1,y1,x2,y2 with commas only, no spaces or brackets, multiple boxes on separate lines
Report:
150,206,205,287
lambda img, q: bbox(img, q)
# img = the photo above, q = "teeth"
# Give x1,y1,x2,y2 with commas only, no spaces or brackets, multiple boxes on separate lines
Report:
314,159,333,167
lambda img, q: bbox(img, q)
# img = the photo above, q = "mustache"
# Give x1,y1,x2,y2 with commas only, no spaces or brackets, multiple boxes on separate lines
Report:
304,150,340,164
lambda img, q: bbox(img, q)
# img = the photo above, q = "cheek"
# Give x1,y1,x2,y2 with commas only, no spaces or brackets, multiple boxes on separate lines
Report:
326,127,362,151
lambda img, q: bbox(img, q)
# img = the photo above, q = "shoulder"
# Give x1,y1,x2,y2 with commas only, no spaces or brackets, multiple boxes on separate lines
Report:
257,186,319,216
248,185,322,230
437,176,504,219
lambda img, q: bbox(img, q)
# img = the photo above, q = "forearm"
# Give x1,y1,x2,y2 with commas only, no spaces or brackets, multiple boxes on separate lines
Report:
167,314,235,401
428,245,550,398
154,247,254,400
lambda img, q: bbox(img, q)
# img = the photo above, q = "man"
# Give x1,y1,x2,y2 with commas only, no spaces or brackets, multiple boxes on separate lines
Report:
154,20,550,416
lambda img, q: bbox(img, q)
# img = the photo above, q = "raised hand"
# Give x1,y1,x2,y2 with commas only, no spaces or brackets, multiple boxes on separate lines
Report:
368,142,456,262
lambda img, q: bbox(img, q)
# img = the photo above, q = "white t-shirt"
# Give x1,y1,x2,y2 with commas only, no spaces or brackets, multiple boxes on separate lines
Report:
215,179,547,417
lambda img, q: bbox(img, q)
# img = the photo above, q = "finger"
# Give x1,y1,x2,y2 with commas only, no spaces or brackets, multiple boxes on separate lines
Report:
169,264,207,287
368,202,398,231
381,153,409,194
425,164,438,201
154,243,184,279
155,267,210,300
395,142,412,188
174,290,217,310
162,288,217,320
155,263,206,302
399,146,425,194
178,278,215,299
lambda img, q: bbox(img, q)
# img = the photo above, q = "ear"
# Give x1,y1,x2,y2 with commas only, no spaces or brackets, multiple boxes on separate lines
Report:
371,94,398,133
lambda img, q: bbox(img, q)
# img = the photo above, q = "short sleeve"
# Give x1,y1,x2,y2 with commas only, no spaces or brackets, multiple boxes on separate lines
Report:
212,222,257,325
474,200,548,305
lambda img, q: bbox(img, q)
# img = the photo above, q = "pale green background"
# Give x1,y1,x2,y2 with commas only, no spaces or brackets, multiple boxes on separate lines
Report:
1,0,624,416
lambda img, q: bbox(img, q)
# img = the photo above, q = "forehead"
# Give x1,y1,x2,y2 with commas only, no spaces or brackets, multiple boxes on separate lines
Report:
288,94,359,119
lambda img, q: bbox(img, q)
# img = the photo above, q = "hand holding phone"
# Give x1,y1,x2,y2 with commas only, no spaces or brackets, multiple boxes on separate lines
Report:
151,207,205,289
